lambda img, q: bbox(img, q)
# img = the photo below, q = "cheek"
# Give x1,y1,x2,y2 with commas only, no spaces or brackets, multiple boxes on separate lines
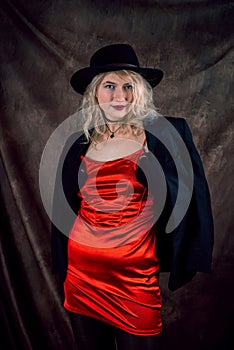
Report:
96,89,110,104
128,90,134,102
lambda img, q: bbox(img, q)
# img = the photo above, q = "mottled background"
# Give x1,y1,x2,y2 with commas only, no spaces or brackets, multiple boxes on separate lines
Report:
0,0,233,349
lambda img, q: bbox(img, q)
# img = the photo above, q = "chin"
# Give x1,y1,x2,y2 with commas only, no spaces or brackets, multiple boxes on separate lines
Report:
106,110,129,121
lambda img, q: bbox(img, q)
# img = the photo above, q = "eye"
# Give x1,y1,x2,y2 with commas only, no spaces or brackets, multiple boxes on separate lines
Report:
104,84,115,90
123,84,133,91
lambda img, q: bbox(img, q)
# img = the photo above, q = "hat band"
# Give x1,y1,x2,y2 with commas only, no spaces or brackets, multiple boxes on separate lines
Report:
98,63,139,68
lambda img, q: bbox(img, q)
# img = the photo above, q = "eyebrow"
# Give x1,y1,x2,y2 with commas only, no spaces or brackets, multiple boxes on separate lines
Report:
102,81,133,85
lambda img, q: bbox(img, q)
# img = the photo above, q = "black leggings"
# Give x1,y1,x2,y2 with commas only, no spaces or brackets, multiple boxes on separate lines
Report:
69,313,161,350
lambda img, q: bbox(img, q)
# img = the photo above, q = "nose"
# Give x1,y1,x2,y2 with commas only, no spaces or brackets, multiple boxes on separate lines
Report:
113,87,126,101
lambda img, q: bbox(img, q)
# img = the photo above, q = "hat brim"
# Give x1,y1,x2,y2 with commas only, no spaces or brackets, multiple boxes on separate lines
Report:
70,65,163,95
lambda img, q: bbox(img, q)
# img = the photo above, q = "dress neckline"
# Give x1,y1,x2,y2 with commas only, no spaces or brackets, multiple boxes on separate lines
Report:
84,136,147,164
83,147,144,164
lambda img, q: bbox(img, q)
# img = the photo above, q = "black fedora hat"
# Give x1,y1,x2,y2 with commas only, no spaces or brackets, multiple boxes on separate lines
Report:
70,44,163,95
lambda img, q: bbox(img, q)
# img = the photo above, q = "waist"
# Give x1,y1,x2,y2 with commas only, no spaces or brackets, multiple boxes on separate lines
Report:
70,194,156,248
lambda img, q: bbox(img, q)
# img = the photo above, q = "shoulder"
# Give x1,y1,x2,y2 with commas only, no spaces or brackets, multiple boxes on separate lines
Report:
144,115,186,127
166,116,192,133
143,116,189,139
62,132,89,167
163,116,188,131
165,116,185,128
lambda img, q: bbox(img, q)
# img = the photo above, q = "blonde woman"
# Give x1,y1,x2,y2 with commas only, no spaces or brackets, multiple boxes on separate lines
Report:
52,44,214,350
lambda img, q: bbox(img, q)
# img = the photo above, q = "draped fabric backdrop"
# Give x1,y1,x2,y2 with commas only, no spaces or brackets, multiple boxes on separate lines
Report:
0,1,233,349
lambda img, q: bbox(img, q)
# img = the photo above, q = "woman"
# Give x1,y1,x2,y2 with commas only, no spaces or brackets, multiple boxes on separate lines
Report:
52,44,214,350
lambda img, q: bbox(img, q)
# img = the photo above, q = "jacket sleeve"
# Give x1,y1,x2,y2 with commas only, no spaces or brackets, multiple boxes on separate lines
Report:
51,133,86,282
168,118,214,290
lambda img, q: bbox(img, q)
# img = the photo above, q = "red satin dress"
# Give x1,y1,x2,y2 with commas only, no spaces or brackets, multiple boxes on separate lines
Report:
64,148,162,336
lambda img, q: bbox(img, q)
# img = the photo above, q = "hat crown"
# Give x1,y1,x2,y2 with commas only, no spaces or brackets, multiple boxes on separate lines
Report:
90,44,140,68
70,44,163,94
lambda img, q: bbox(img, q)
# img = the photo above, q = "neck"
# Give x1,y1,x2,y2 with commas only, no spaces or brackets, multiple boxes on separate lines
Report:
103,115,118,123
102,114,123,133
105,121,122,135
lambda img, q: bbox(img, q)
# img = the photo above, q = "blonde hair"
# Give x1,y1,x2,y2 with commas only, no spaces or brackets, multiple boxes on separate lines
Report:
79,70,160,142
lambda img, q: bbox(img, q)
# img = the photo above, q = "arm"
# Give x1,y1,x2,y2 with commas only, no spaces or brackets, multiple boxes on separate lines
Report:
168,118,214,290
51,133,89,282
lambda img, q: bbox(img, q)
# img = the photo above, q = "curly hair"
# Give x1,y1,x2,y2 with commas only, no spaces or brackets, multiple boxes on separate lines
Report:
79,70,160,142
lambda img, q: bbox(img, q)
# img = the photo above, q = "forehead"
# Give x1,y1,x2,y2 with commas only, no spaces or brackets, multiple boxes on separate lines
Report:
101,72,132,84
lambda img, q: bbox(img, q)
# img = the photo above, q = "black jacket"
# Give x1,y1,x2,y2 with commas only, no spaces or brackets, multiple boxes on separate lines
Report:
51,117,214,291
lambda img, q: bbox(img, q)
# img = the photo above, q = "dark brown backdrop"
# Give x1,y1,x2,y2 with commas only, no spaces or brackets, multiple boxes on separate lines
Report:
0,1,233,349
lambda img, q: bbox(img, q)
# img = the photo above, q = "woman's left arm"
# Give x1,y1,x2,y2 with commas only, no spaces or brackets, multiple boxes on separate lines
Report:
168,118,214,291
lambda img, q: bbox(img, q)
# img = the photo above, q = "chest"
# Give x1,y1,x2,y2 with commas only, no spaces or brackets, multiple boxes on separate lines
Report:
85,134,147,162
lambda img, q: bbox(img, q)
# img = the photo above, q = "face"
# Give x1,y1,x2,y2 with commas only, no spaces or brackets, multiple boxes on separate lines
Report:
96,72,134,122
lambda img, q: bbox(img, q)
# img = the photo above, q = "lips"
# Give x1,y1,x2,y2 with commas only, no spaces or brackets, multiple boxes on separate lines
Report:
111,105,127,110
